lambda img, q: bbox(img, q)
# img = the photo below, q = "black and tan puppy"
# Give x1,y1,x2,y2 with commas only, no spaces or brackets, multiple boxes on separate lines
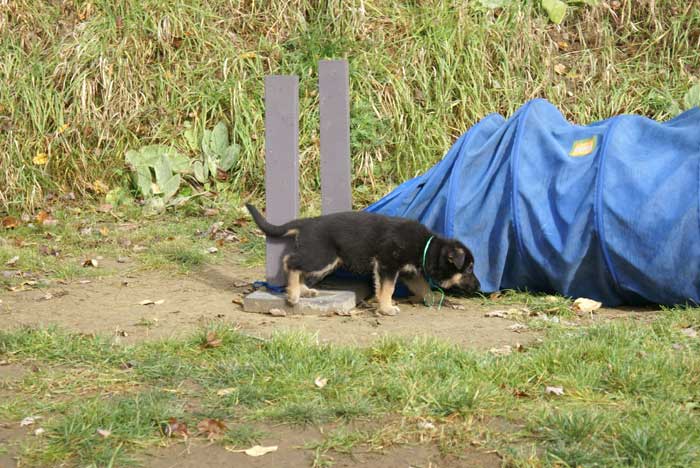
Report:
246,204,479,316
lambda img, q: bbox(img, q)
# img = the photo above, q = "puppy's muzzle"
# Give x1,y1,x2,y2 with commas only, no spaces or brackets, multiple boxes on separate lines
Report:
448,272,480,294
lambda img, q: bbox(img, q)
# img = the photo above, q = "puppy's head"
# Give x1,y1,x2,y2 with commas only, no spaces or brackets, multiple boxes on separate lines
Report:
434,240,480,292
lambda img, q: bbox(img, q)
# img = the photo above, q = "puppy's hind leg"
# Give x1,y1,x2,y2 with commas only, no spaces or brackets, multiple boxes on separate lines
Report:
283,253,303,306
402,275,431,304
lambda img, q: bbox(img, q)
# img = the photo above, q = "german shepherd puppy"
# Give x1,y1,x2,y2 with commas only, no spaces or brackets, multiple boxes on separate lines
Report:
246,204,479,315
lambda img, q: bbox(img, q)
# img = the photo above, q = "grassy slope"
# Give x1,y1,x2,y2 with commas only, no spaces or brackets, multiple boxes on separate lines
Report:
1,0,699,210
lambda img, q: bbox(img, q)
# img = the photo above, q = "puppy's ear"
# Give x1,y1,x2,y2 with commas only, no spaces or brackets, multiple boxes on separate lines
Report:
447,247,466,270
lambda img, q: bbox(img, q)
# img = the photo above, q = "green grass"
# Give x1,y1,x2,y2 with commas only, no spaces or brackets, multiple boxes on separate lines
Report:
1,1,698,211
1,307,699,466
0,207,243,289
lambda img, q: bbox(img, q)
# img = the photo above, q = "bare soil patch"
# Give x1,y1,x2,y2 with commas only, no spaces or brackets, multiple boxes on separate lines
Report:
0,259,540,350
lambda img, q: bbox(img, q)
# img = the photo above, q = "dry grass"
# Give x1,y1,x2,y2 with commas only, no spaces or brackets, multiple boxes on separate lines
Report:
1,0,698,211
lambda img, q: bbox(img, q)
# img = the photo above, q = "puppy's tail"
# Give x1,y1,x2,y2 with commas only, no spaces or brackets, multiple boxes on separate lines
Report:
245,203,293,237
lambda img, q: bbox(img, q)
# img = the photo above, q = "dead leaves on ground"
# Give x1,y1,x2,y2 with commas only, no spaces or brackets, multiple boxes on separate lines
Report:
201,331,223,349
2,216,20,229
545,385,565,396
196,418,227,440
225,445,278,457
161,418,189,438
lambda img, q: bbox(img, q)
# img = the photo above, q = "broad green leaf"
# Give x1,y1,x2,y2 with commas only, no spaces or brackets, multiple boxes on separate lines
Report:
211,121,229,156
183,121,199,151
206,154,217,180
201,129,215,158
193,161,206,183
161,174,181,200
134,166,153,197
541,0,567,24
683,83,700,109
219,144,239,171
153,155,172,187
140,145,171,166
667,101,682,117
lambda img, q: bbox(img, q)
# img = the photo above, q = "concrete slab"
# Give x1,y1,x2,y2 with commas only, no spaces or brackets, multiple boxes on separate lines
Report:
244,278,372,316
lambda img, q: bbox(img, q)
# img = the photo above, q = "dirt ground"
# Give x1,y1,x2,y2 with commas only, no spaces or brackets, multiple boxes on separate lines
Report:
0,258,651,467
0,259,540,350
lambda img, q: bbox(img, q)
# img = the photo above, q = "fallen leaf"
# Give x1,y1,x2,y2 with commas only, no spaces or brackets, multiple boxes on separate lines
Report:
41,293,53,301
556,40,570,50
5,256,19,267
20,416,41,427
99,227,110,237
216,387,236,397
239,51,258,59
82,258,98,267
161,418,189,438
117,256,129,263
2,216,20,229
203,208,219,217
78,279,92,284
314,376,328,389
268,308,286,317
196,418,227,440
33,152,48,165
92,180,109,194
225,445,278,457
139,300,155,305
203,331,222,348
508,323,529,333
681,327,698,338
485,308,528,319
545,386,565,396
96,428,111,438
335,309,361,317
572,297,602,314
39,245,60,256
79,226,93,236
34,428,45,436
154,299,165,305
417,420,436,431
489,291,502,300
207,246,218,254
489,345,512,356
554,63,567,75
42,218,58,227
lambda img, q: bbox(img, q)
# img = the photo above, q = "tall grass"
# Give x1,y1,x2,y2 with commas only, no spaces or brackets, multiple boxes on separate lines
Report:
1,0,698,210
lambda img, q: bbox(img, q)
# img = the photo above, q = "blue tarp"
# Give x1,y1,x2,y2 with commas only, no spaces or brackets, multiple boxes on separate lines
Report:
365,99,700,306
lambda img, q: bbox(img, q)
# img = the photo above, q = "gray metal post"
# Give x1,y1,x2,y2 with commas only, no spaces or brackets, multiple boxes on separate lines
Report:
264,76,299,287
319,60,352,214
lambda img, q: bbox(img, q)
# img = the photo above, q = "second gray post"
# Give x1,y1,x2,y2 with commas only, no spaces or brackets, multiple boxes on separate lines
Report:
319,60,352,214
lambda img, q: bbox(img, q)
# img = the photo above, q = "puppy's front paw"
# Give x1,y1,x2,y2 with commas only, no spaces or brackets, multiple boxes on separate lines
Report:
300,287,319,298
378,305,400,316
286,295,300,306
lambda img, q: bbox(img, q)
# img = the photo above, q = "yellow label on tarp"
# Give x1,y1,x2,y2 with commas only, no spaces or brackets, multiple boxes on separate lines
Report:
569,136,597,157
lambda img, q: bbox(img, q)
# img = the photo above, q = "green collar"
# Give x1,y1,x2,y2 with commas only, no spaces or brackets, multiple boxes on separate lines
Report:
421,236,445,309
